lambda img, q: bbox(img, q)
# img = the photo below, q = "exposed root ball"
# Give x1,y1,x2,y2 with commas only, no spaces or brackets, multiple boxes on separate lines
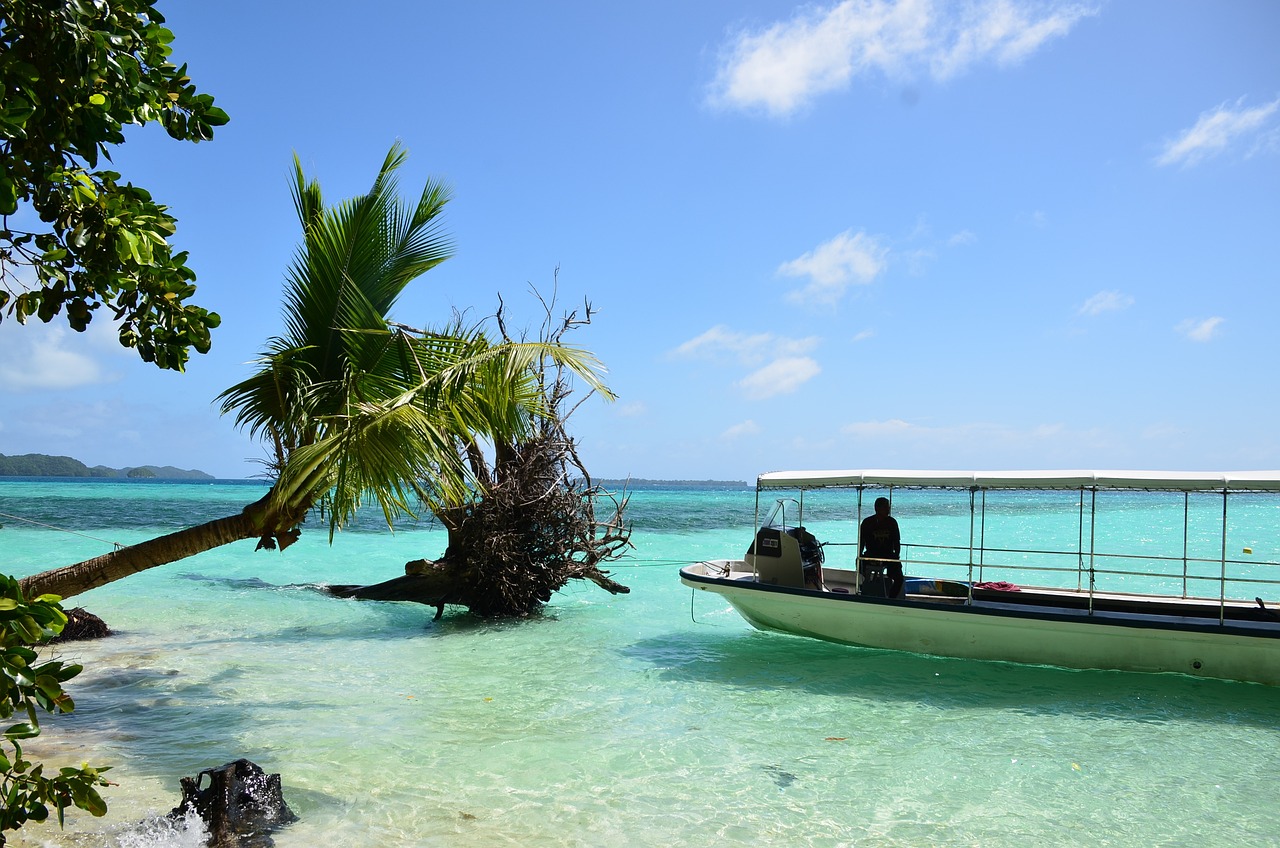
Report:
50,607,111,642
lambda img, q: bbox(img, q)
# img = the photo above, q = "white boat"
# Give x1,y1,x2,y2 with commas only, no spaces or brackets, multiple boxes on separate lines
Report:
680,470,1280,685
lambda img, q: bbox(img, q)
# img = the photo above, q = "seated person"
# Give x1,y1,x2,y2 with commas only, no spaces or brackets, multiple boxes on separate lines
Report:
858,497,902,598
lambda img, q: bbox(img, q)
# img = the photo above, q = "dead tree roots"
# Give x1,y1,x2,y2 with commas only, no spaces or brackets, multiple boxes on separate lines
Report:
333,292,632,619
330,431,632,618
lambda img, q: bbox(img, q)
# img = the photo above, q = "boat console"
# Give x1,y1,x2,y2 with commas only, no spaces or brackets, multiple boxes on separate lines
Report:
745,522,824,589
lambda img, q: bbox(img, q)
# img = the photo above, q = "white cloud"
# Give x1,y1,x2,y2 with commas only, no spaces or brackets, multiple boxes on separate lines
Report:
0,319,123,391
1176,316,1224,342
902,247,935,276
779,230,888,305
1140,422,1184,443
852,329,876,342
1078,290,1134,317
671,324,819,365
1156,97,1280,167
708,0,1096,117
932,0,1089,78
722,419,761,440
838,416,1113,463
948,229,976,246
1,398,135,448
738,356,822,399
842,418,916,437
615,401,647,418
672,326,824,401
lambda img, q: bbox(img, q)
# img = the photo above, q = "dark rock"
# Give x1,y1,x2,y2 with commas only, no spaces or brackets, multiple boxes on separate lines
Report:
168,759,297,847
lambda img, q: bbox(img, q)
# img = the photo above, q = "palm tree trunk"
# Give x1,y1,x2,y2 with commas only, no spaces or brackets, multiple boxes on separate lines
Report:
20,510,262,601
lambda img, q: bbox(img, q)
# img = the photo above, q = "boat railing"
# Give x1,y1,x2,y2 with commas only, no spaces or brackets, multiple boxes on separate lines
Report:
869,542,1280,607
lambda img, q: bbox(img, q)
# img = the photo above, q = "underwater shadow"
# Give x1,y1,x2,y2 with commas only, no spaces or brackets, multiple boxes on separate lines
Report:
175,571,565,640
32,659,319,789
622,628,1280,729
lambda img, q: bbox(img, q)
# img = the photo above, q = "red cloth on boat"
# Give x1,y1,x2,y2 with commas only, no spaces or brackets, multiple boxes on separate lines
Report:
974,581,1021,592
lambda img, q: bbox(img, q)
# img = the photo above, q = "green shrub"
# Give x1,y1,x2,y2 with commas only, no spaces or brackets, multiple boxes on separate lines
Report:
0,576,109,842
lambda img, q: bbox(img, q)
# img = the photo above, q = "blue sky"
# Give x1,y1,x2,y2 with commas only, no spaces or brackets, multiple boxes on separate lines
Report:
2,0,1278,481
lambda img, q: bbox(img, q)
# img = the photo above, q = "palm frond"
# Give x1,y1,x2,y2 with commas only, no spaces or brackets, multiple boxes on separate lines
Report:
224,144,457,452
220,144,615,544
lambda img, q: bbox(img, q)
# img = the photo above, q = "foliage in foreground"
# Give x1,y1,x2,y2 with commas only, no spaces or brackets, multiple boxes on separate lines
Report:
0,575,109,843
0,0,227,370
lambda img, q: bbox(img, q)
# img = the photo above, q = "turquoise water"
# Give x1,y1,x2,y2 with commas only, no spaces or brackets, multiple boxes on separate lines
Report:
2,479,1279,847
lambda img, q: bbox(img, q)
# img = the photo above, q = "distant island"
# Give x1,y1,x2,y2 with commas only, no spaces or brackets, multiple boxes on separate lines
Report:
0,457,735,486
0,453,214,480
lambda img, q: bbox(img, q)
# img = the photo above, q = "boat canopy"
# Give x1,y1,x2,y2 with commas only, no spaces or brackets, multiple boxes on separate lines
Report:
756,469,1280,492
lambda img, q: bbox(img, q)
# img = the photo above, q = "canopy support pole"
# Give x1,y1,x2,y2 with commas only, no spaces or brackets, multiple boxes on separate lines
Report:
966,487,977,602
1077,488,1085,592
1182,491,1190,598
1088,487,1097,614
1220,488,1228,624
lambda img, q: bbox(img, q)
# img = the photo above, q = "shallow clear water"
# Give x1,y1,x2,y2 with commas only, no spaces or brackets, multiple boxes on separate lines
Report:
2,480,1279,847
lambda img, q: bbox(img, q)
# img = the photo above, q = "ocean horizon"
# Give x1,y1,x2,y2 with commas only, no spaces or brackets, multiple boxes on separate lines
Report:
2,478,1279,847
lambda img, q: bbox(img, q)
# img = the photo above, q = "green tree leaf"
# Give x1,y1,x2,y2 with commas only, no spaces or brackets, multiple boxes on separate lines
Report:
0,0,227,371
0,580,110,840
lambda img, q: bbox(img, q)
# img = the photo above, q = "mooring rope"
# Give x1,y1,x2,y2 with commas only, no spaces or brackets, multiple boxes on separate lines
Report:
610,559,692,568
0,520,703,567
0,510,124,550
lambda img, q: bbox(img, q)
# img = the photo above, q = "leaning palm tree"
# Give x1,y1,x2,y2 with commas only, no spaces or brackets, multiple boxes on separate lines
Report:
20,145,610,601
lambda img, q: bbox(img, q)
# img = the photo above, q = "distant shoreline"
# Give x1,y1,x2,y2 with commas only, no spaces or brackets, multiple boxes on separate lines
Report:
0,475,266,484
0,455,747,487
0,474,746,488
0,452,214,480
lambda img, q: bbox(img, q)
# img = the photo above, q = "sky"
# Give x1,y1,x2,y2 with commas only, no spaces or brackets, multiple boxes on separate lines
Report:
2,0,1278,481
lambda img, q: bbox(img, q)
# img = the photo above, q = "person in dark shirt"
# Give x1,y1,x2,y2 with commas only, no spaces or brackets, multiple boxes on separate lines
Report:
859,496,902,598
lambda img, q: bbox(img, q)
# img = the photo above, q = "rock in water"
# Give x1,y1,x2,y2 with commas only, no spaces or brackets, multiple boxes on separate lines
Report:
168,759,297,847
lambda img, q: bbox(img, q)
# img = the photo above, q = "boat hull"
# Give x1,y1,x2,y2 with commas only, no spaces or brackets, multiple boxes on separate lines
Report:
682,563,1280,685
